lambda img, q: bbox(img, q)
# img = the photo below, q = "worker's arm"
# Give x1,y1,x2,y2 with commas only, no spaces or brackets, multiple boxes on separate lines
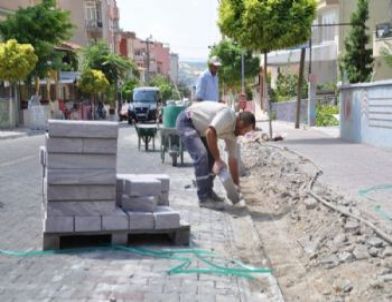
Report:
205,127,226,173
228,156,239,186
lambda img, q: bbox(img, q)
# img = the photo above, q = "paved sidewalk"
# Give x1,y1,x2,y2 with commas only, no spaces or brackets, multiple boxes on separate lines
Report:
0,125,282,301
266,121,392,227
0,128,44,140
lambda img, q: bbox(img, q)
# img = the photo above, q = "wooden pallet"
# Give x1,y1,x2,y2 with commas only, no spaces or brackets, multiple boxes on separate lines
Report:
43,222,190,250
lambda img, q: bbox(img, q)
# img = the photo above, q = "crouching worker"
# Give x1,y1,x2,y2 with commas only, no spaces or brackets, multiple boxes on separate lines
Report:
176,101,255,210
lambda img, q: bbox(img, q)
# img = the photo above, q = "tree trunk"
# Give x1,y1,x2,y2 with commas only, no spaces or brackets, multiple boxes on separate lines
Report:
264,53,273,139
35,76,40,96
295,48,306,129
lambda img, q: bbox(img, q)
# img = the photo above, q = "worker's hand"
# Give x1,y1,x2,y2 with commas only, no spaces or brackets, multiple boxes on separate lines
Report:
212,159,226,175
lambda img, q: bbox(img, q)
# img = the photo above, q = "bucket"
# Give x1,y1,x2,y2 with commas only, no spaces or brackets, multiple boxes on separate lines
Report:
163,105,185,128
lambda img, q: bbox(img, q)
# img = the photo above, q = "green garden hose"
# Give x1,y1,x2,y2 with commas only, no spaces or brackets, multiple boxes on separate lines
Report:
358,184,392,222
0,245,271,279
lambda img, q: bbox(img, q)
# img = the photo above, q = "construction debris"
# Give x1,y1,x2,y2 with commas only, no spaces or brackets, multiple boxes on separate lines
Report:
240,141,392,301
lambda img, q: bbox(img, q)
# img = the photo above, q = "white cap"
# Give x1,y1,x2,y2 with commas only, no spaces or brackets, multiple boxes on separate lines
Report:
208,56,222,67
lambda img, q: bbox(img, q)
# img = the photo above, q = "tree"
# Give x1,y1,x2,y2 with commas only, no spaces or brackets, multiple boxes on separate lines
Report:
77,69,109,97
121,78,139,101
218,0,316,132
149,75,177,101
0,40,37,83
341,0,373,83
82,41,138,84
82,41,138,110
209,39,259,91
0,39,38,126
0,0,73,91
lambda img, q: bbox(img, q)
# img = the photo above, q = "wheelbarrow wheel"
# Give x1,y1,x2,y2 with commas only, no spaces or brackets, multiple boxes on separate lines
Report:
170,153,177,167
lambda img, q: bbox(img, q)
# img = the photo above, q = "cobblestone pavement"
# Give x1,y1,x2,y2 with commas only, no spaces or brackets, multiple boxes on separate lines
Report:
0,124,282,302
270,121,392,230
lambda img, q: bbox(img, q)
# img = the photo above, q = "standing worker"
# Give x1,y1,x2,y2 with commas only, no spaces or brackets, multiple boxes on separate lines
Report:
195,56,221,102
176,101,255,210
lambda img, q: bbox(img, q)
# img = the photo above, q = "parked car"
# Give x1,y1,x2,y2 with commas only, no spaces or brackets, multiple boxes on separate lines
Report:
128,87,161,124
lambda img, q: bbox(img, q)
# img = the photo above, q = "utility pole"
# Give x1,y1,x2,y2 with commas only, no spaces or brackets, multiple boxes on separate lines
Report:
145,35,152,84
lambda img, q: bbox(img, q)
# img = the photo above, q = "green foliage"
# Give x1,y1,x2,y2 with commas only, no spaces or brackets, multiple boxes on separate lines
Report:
317,82,337,93
316,104,339,126
0,39,37,82
209,39,259,89
149,75,177,101
177,82,191,98
271,72,308,102
341,0,373,83
82,41,138,84
0,0,74,78
121,78,139,100
218,0,317,52
77,69,109,97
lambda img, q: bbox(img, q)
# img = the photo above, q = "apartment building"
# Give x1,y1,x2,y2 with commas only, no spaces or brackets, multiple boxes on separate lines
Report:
0,0,120,50
57,0,119,51
266,0,392,88
169,53,179,84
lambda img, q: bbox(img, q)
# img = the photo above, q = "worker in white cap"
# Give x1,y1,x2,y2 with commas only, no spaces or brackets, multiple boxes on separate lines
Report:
195,56,222,102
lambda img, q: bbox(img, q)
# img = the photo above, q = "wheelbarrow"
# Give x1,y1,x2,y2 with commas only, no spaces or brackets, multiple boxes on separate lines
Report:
160,126,184,166
135,124,158,151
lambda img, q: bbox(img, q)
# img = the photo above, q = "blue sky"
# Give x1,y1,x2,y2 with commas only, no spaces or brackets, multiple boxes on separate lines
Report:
117,0,221,62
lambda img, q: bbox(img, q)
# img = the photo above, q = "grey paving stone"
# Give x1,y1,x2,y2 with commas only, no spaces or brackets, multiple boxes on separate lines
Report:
46,168,116,185
141,174,170,191
43,215,74,233
159,191,170,206
46,153,117,169
74,215,102,232
116,178,123,206
123,175,162,197
83,138,118,154
121,195,158,212
48,120,119,138
102,208,129,231
47,185,115,201
153,206,180,229
128,211,155,230
46,134,83,153
46,201,116,216
39,145,46,166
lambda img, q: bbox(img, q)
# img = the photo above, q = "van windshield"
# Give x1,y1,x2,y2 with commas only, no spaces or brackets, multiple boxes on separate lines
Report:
133,90,158,103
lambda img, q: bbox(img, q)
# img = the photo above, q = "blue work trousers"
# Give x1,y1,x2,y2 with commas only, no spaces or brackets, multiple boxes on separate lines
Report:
176,111,213,200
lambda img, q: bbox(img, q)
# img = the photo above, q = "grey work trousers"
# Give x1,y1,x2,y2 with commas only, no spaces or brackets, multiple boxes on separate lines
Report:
176,111,213,200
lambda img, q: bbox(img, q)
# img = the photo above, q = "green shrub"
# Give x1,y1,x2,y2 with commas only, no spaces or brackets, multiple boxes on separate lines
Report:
316,104,339,126
271,72,308,102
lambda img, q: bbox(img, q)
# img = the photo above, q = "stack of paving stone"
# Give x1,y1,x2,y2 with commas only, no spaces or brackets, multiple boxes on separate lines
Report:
40,120,189,249
41,120,129,234
116,174,181,230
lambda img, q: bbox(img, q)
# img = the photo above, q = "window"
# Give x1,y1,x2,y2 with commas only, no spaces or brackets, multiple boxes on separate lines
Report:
321,11,337,42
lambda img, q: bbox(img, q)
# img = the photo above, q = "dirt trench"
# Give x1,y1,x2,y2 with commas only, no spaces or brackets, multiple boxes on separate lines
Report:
240,140,392,302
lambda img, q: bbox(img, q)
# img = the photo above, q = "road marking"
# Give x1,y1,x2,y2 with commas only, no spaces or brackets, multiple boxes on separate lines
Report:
0,155,36,169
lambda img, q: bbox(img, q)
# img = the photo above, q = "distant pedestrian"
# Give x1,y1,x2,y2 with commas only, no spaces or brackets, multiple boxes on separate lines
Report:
195,56,221,102
176,101,255,210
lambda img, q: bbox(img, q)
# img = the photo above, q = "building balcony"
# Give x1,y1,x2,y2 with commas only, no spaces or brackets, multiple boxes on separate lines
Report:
266,41,338,66
373,23,392,58
317,0,339,10
85,19,103,33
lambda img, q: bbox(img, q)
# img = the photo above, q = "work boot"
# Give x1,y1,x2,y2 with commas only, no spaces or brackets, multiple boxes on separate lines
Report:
199,197,225,211
209,190,225,202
